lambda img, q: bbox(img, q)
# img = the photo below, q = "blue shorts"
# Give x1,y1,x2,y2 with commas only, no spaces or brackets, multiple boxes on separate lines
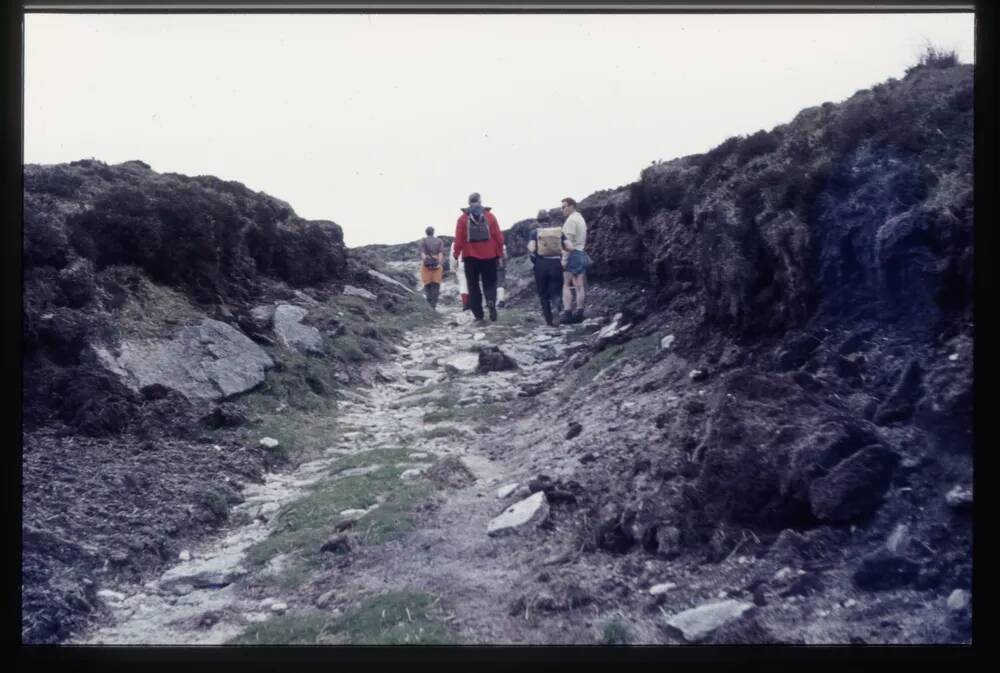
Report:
566,250,590,276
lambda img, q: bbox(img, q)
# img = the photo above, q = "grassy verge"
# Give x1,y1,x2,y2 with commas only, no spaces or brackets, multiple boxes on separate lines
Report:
422,402,506,424
243,448,434,576
558,334,661,403
420,425,470,440
232,591,458,645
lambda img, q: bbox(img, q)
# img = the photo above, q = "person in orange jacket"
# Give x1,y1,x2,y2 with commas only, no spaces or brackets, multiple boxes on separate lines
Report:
453,192,504,323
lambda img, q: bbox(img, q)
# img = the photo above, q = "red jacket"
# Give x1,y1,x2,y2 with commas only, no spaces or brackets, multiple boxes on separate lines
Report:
453,209,504,260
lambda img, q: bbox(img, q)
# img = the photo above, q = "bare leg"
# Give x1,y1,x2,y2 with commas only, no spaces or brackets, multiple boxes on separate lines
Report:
572,274,585,310
562,271,575,311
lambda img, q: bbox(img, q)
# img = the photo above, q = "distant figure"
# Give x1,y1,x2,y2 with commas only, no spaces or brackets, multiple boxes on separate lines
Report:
559,197,589,324
451,240,469,310
528,208,567,326
496,243,508,309
420,225,444,309
453,192,504,323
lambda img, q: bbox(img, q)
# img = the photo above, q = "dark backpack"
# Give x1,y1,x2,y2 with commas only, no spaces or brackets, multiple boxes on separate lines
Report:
467,211,491,242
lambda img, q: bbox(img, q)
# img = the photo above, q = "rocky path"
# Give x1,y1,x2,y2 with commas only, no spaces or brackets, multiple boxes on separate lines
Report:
73,271,579,645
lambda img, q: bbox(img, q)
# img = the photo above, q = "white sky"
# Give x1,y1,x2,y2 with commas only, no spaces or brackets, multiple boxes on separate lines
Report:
24,12,974,247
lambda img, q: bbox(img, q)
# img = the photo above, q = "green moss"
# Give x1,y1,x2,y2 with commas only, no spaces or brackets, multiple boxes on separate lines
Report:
601,618,630,645
231,591,457,645
334,592,458,644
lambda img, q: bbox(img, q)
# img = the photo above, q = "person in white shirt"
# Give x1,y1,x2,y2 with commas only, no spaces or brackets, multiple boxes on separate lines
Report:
560,197,589,324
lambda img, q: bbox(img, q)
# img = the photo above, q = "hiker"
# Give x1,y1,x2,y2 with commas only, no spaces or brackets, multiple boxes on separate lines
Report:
527,208,567,326
453,192,504,323
451,240,470,310
496,243,508,309
559,197,589,324
419,226,444,309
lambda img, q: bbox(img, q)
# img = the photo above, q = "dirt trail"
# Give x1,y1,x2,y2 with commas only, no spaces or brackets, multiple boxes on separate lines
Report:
73,269,580,645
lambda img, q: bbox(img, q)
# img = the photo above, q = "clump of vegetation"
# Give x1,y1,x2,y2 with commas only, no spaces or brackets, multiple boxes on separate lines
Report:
422,402,505,424
601,618,630,645
736,129,781,165
906,44,959,75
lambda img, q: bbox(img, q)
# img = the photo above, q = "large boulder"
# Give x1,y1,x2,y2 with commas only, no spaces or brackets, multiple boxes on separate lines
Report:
92,318,274,402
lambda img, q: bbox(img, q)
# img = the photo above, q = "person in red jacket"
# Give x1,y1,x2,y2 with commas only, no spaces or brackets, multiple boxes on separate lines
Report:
453,192,504,322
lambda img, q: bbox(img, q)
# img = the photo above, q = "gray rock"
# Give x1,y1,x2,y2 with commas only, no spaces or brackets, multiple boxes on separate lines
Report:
96,589,126,602
441,352,480,375
476,346,518,373
947,589,970,611
660,334,676,350
487,491,549,537
367,269,414,293
945,485,973,509
93,319,273,402
249,305,276,330
316,590,337,609
664,600,755,642
273,304,323,355
259,437,280,450
649,582,677,595
170,583,194,596
886,524,909,554
343,285,377,301
496,483,519,499
165,567,245,590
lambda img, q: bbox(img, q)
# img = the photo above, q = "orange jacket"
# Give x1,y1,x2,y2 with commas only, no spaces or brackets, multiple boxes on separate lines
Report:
453,209,504,260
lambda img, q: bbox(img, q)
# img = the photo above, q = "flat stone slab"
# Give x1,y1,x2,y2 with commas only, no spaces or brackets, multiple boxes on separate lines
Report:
273,304,323,355
664,600,755,642
367,269,415,293
487,491,549,537
441,352,480,375
343,285,377,301
496,483,519,499
93,318,273,401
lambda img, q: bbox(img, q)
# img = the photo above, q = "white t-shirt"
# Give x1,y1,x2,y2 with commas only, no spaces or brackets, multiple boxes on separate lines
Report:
562,211,587,252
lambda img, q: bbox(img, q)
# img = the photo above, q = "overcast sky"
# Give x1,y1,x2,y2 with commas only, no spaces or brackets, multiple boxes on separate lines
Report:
24,12,974,247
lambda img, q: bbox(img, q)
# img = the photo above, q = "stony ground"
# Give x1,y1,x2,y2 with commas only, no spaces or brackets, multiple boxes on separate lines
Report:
59,268,970,646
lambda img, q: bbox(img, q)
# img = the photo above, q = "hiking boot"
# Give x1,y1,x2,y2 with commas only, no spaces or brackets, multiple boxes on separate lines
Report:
573,309,585,324
558,310,573,325
497,300,506,309
473,317,486,325
488,304,498,321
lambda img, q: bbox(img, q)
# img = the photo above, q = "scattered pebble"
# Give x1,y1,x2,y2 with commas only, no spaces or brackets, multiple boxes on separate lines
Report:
259,437,280,449
270,602,288,614
947,589,970,611
649,583,677,595
945,485,973,509
179,550,191,561
97,589,126,602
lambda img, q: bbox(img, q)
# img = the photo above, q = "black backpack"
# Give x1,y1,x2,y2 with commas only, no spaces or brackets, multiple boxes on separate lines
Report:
467,211,491,242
